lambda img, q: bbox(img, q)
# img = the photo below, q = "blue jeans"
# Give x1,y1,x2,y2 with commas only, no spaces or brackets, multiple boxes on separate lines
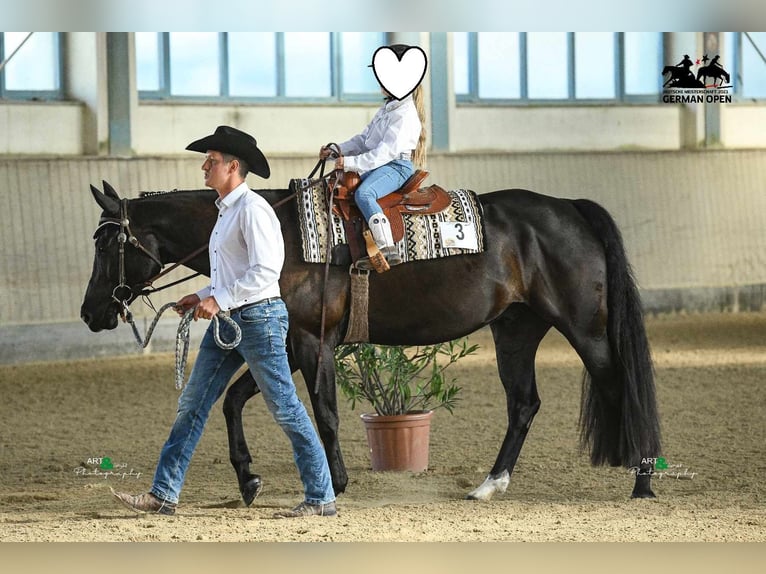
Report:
356,159,414,221
150,298,334,506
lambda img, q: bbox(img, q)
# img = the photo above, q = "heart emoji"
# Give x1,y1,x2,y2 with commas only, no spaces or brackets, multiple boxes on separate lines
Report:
371,45,428,100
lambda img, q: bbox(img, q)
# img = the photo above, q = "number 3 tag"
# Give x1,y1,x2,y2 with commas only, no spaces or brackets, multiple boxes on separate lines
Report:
438,222,478,250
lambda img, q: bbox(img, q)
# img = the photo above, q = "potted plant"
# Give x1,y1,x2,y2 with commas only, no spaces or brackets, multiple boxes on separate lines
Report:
334,338,478,472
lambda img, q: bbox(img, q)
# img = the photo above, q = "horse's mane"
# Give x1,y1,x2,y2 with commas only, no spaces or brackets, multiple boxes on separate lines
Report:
138,188,289,199
138,189,203,198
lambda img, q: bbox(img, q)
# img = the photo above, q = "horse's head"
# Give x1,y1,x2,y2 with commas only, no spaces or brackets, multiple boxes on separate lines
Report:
80,181,163,332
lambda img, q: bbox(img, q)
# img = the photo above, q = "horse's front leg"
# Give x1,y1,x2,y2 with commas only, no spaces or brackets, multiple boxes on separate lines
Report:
222,370,262,505
292,331,348,495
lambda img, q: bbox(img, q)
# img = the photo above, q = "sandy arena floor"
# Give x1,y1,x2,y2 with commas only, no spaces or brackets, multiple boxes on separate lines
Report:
0,312,764,542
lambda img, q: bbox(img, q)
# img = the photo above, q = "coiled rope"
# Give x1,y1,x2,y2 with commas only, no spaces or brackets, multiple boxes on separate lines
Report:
126,302,242,390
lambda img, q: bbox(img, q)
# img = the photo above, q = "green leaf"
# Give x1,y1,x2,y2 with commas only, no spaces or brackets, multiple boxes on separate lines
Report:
333,338,478,416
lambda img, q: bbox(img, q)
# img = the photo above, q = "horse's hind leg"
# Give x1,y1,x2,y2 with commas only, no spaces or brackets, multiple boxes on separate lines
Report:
564,331,656,499
222,370,262,505
467,305,550,501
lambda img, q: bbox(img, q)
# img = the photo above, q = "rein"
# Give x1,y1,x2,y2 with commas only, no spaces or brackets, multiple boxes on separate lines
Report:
139,245,207,296
309,144,342,395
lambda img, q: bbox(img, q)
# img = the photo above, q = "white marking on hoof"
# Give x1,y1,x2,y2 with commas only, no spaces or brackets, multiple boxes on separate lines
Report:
466,470,510,501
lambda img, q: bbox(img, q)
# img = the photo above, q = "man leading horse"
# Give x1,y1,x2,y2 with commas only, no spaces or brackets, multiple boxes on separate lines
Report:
111,126,337,518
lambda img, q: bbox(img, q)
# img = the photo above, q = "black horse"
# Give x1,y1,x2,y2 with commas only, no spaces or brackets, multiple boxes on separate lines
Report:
662,65,704,88
696,64,730,87
81,181,661,503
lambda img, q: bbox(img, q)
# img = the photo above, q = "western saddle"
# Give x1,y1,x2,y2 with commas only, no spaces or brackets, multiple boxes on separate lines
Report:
331,170,452,264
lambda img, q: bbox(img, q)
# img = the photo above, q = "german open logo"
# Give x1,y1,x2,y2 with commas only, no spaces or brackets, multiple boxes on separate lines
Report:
662,54,732,104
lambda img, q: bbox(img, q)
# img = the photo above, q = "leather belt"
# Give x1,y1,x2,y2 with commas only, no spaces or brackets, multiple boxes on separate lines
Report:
225,297,280,315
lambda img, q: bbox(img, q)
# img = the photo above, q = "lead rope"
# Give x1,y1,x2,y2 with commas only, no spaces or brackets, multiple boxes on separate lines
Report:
125,301,242,390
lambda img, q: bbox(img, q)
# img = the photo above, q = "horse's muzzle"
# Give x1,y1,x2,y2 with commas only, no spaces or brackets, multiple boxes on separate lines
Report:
80,305,119,332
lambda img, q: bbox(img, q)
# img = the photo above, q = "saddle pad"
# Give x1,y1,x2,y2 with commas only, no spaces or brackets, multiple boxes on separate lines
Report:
292,178,485,265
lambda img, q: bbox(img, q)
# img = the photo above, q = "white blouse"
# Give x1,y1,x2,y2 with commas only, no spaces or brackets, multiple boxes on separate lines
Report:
339,95,421,175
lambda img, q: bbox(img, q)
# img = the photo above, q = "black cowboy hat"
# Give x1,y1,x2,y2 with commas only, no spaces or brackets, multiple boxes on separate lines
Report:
186,125,270,179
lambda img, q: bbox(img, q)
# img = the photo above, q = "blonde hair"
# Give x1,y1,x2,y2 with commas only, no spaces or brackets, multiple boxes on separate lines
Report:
412,84,427,169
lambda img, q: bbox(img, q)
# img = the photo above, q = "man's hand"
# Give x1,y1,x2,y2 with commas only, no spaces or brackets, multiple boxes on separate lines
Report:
319,146,332,160
334,155,344,170
175,294,201,316
193,296,221,321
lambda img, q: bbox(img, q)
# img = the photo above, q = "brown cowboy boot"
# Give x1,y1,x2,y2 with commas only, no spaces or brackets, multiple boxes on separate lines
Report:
273,500,337,518
111,487,176,515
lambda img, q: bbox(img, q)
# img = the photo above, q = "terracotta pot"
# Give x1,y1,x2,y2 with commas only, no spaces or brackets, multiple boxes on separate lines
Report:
360,411,433,472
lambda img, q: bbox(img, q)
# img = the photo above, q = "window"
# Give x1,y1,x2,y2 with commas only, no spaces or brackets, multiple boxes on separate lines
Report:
623,32,662,96
725,32,766,100
527,32,568,99
0,32,62,99
229,33,277,97
575,33,615,99
340,33,384,96
137,32,386,101
477,33,520,99
454,32,662,103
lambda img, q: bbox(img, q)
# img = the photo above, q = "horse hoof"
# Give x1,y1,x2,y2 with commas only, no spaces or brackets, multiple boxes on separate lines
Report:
465,470,510,501
241,476,263,507
631,489,657,499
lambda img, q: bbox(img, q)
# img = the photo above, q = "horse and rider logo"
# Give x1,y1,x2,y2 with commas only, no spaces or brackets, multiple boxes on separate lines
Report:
662,54,731,103
662,54,731,89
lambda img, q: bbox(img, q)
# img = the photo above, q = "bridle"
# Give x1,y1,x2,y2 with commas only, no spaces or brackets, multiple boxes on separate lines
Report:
95,198,207,319
94,197,239,371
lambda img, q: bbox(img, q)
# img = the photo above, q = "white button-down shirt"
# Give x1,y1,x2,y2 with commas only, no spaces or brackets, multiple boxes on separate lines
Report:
339,95,420,175
195,182,283,311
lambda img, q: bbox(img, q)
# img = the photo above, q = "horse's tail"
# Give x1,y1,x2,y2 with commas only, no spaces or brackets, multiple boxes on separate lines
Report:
571,199,662,468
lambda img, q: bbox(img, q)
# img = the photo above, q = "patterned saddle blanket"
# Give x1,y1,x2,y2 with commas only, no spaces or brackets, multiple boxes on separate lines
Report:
292,178,486,265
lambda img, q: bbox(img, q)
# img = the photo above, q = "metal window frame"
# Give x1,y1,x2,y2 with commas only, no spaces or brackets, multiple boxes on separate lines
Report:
728,32,742,96
734,32,766,101
138,32,385,103
456,32,663,106
0,32,64,101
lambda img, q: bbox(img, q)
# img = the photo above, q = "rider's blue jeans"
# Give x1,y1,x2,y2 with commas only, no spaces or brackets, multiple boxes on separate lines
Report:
355,159,414,221
150,298,334,506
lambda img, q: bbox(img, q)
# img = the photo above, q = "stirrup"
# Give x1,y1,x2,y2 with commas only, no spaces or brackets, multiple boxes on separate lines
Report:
354,250,401,272
382,246,402,266
355,252,389,272
356,230,390,273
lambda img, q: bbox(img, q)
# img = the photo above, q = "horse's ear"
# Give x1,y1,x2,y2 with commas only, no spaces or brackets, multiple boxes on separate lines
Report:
90,184,120,216
102,180,121,201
